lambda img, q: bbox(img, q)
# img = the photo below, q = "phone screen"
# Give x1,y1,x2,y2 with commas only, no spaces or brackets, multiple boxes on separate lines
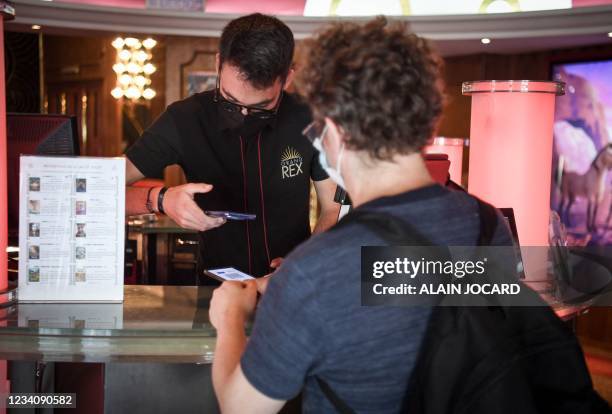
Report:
204,267,255,282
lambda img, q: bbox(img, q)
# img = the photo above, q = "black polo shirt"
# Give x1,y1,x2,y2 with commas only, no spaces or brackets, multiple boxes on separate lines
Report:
126,90,327,277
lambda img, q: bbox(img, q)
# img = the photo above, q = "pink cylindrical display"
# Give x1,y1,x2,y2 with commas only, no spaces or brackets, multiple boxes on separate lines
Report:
423,137,465,185
463,80,564,247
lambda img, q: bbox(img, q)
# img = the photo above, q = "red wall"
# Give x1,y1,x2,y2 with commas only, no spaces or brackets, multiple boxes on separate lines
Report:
0,15,7,292
0,17,8,411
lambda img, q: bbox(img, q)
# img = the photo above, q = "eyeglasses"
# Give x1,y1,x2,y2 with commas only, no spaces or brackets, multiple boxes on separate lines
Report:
302,121,326,144
214,74,283,120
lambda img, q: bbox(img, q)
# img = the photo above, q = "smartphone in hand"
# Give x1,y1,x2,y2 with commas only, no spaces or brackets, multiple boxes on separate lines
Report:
205,211,256,221
203,267,255,283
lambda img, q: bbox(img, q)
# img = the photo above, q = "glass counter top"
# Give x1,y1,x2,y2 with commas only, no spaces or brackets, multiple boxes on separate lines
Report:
0,285,221,364
128,215,197,234
1,271,610,364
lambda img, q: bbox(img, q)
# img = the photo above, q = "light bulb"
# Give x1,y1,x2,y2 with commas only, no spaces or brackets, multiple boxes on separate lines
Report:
135,50,148,63
134,75,147,87
143,38,157,49
124,86,139,99
119,74,132,86
143,88,156,100
127,62,141,74
130,87,142,100
112,63,126,74
118,49,131,61
112,37,124,49
143,63,156,75
124,37,138,48
111,87,124,99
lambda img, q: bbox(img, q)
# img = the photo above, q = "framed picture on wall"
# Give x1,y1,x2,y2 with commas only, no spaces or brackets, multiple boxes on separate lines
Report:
180,51,217,98
186,72,217,97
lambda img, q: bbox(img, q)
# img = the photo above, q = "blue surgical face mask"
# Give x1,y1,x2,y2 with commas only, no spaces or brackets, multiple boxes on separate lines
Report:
312,125,346,189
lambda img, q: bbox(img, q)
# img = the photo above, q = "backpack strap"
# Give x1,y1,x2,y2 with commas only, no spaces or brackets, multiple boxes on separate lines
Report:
316,377,356,414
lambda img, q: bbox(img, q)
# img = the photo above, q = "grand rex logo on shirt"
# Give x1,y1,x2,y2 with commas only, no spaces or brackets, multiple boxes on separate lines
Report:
281,147,304,179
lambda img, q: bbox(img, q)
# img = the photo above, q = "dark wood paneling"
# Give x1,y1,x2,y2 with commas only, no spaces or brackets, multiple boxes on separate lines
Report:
163,36,218,187
4,31,40,113
438,43,612,138
438,54,485,138
44,34,122,156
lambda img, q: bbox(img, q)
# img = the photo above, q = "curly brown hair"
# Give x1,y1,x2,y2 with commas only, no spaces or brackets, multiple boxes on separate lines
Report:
297,17,445,160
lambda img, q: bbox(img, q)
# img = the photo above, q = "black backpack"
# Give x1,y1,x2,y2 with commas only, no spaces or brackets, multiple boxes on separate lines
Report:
317,199,610,414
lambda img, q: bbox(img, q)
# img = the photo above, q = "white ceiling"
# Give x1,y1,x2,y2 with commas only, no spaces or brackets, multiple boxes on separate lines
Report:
7,0,612,56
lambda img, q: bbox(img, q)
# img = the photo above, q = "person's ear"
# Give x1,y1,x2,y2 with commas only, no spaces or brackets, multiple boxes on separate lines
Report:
215,53,221,74
282,67,296,90
324,117,345,148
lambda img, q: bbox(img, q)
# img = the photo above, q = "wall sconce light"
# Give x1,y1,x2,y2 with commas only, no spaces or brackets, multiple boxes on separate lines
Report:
111,37,157,101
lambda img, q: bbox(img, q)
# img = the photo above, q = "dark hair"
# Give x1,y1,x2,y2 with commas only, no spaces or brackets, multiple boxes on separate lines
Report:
219,13,295,89
297,17,445,160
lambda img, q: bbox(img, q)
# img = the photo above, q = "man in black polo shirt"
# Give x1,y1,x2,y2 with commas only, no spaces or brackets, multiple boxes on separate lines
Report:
125,14,339,278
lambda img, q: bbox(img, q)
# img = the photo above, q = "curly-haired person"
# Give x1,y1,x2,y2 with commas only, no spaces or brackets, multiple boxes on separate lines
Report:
210,18,513,413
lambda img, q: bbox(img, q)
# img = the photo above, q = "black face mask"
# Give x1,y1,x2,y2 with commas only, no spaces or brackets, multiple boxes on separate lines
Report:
217,106,274,137
217,105,243,131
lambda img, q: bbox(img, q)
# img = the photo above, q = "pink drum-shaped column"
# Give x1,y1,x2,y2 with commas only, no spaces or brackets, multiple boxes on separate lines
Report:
423,137,466,185
462,80,564,246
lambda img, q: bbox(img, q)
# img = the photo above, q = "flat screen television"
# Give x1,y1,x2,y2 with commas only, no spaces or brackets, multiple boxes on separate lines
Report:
551,58,612,246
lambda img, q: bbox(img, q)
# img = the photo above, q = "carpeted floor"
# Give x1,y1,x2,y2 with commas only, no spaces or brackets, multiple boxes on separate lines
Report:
581,339,612,404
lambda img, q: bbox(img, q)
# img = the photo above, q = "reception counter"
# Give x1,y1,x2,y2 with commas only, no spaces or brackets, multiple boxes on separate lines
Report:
1,285,218,364
1,276,610,413
0,286,224,414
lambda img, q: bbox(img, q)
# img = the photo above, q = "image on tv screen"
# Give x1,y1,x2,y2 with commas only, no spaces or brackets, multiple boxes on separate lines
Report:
551,59,612,246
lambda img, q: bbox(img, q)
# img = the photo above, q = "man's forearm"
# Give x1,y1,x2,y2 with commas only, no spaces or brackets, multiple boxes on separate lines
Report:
126,186,161,216
212,312,248,410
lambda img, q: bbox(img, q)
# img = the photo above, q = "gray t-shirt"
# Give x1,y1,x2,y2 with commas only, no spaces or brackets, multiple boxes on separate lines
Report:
241,185,513,413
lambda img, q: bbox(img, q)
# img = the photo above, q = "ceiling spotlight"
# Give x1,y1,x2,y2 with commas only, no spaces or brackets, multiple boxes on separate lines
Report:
481,38,491,44
31,25,41,30
608,32,612,38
